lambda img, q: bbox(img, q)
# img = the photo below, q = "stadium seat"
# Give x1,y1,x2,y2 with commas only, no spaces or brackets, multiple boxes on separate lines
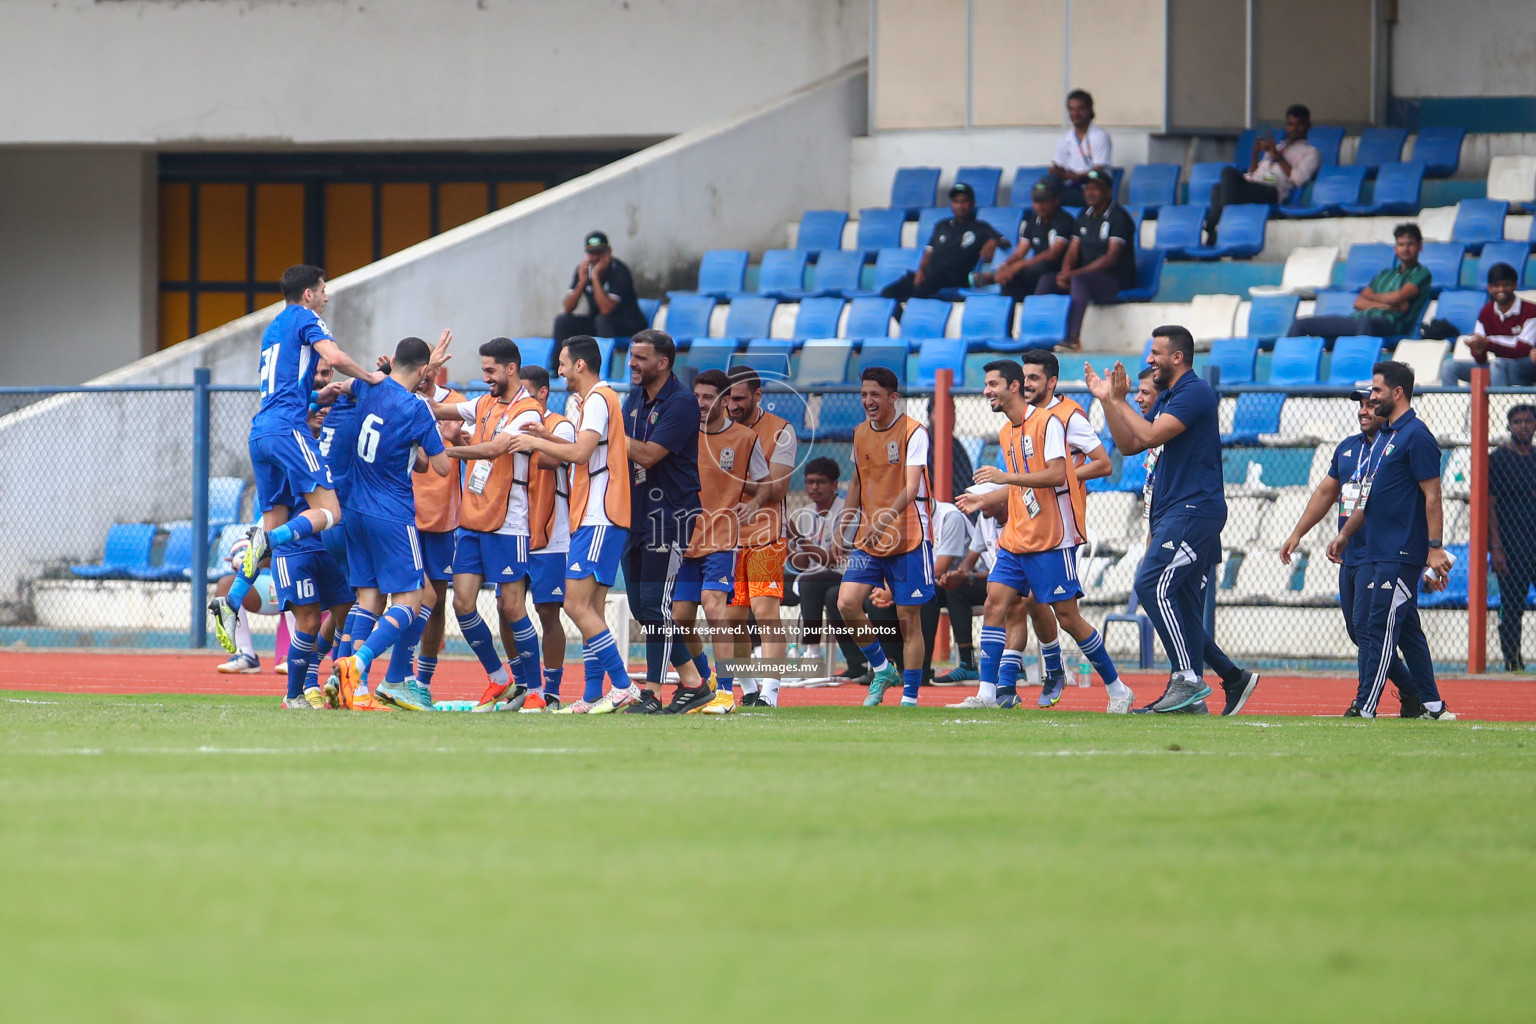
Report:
1478,242,1531,287
1487,156,1536,209
1246,293,1300,340
1222,393,1285,444
864,248,922,296
594,337,620,378
1149,204,1206,257
514,337,554,372
845,297,898,339
1391,339,1451,384
131,522,197,581
896,298,953,350
795,339,853,384
669,249,747,299
1411,125,1466,178
1232,129,1262,172
207,477,245,532
1183,204,1268,260
1269,336,1325,385
638,298,661,328
1451,199,1509,254
958,295,1014,351
1249,246,1338,299
810,249,866,297
915,337,967,388
1327,336,1384,385
70,523,157,579
1186,162,1226,204
1338,161,1425,216
1311,290,1358,317
890,166,942,216
816,394,865,441
1010,165,1050,203
1420,242,1469,295
954,166,1002,207
1352,127,1408,174
722,296,777,340
859,341,908,384
856,208,908,256
1343,243,1394,291
1275,165,1367,218
796,209,848,253
978,206,1025,245
684,339,737,374
1005,294,1072,351
762,388,807,438
1434,290,1486,335
662,294,716,342
1420,544,1474,609
1116,248,1164,302
915,206,948,247
754,249,811,298
792,296,846,340
739,339,794,378
1126,163,1179,217
1207,336,1260,385
1307,125,1345,167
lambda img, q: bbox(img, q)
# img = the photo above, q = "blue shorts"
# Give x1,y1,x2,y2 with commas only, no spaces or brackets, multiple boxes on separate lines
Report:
991,548,1082,602
672,550,736,605
418,529,457,582
272,548,352,611
345,513,425,595
249,429,332,513
454,529,528,584
843,542,935,605
567,524,628,588
529,551,568,604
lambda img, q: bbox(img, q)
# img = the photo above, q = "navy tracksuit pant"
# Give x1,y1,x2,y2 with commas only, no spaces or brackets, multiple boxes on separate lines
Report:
1351,560,1443,716
1135,513,1225,679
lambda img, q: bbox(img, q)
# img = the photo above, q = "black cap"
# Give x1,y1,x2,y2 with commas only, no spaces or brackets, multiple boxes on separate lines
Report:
948,181,975,199
1349,380,1372,401
584,230,609,250
1030,178,1060,199
1082,168,1112,186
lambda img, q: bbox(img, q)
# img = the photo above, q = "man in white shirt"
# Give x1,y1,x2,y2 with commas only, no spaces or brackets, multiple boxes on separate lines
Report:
1206,104,1321,242
1046,89,1113,206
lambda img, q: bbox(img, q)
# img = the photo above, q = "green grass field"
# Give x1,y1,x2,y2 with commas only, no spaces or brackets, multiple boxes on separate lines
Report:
3,692,1534,1023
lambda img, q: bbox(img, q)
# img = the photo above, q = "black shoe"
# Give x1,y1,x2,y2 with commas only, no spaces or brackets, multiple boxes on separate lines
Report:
740,692,770,707
1344,701,1365,718
662,684,715,715
1417,704,1458,721
623,690,665,714
1396,689,1426,719
1220,670,1259,716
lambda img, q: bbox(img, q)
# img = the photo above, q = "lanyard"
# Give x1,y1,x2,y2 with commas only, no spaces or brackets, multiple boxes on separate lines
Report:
1351,432,1383,483
1363,427,1395,482
1076,131,1093,164
630,391,661,443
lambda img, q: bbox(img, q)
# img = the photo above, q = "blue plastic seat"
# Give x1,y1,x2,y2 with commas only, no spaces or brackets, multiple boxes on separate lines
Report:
792,296,846,340
1477,243,1531,287
1411,125,1466,178
739,339,795,378
954,166,1002,207
131,522,198,581
722,297,778,340
795,340,853,385
1222,393,1285,444
915,337,967,388
856,208,908,254
1126,163,1180,216
958,295,1015,350
1275,165,1368,218
1420,242,1468,295
71,523,157,579
890,166,941,216
1116,249,1164,302
1434,290,1487,335
858,341,908,385
914,206,948,248
797,210,849,253
1343,243,1395,291
1312,290,1358,318
1420,544,1473,609
1009,294,1072,351
1187,162,1227,204
684,339,738,374
1207,336,1260,385
1011,165,1050,203
1451,199,1509,254
898,298,953,349
671,249,747,299
1328,336,1384,385
1269,336,1325,385
755,249,810,298
761,388,807,439
594,337,620,378
514,337,554,373
1307,126,1345,167
817,394,866,441
1352,127,1408,175
663,294,716,342
1338,161,1424,216
811,249,866,297
1248,293,1300,340
1183,204,1268,260
638,297,660,327
862,248,922,297
846,297,898,339
1150,204,1206,257
977,206,1025,245
1232,129,1266,172
207,477,246,532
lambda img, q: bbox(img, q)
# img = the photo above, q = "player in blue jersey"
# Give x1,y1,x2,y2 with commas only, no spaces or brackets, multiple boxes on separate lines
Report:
321,337,452,710
210,264,387,654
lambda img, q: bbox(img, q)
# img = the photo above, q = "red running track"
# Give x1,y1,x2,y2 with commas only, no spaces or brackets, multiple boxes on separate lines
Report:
3,651,1535,720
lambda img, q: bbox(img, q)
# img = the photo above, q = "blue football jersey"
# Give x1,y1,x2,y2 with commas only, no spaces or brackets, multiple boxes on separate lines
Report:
344,378,446,525
251,305,333,438
319,394,360,501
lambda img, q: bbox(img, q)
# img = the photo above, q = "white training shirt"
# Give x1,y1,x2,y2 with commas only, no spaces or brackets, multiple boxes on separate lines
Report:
970,511,1000,574
933,501,976,563
1048,395,1102,547
1054,124,1113,174
578,385,618,527
454,387,542,536
539,415,580,554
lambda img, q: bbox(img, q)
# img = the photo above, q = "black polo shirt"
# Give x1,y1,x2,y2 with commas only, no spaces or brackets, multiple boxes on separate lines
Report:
569,257,647,331
924,216,1002,286
1072,202,1138,289
1490,444,1536,560
622,373,701,544
1020,208,1076,267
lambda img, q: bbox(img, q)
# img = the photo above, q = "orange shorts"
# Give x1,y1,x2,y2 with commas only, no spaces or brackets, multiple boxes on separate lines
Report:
731,540,787,606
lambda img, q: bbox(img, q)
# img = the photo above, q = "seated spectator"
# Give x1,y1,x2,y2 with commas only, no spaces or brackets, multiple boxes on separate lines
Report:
882,182,1002,301
1440,262,1536,387
972,179,1075,299
788,457,868,682
1046,89,1112,206
1037,168,1136,350
553,230,648,351
1289,223,1430,340
1205,104,1320,242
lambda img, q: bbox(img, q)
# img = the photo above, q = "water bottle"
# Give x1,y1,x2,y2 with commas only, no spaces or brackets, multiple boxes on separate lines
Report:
1076,656,1092,687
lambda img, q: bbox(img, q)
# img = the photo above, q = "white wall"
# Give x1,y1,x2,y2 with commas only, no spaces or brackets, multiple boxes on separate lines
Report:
0,149,155,385
1393,0,1536,97
0,0,868,146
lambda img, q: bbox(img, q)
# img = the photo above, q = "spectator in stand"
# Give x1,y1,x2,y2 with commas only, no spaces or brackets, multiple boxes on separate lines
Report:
1489,404,1536,673
552,230,648,354
1205,105,1320,243
1046,89,1112,206
1290,224,1430,341
1439,263,1536,387
972,178,1076,299
882,182,1003,301
789,457,869,683
1038,168,1137,350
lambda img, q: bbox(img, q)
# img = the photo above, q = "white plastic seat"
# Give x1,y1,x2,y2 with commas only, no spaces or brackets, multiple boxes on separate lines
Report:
1249,246,1340,299
1084,492,1139,553
1392,340,1451,392
1487,156,1536,206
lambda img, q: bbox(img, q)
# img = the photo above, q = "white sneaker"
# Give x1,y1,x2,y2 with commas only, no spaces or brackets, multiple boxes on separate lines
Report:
586,684,641,715
280,695,317,709
1106,687,1134,714
217,652,261,674
945,694,999,709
